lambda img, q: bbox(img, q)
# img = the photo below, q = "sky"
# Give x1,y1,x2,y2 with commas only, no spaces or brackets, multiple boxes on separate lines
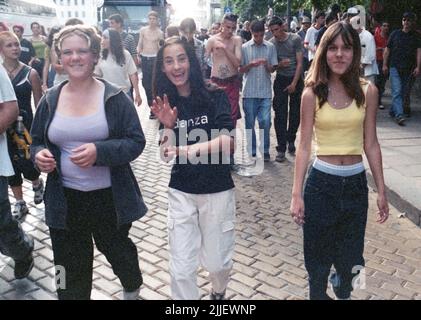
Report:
169,0,199,22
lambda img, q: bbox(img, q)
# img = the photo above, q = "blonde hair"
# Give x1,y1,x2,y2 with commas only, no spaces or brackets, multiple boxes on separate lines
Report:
54,25,101,61
148,11,159,19
0,31,20,49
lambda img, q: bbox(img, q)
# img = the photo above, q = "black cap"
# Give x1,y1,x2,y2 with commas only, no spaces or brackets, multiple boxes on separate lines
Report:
403,12,416,21
268,16,285,27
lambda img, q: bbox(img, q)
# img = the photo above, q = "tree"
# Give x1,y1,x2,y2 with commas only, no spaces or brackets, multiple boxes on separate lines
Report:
221,0,273,21
223,0,421,28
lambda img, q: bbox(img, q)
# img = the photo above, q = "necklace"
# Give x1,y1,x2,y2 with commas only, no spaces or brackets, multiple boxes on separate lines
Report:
3,62,20,79
328,87,352,109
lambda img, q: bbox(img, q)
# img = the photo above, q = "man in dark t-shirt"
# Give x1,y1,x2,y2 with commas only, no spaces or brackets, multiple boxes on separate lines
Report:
240,21,252,43
13,25,35,66
268,16,303,162
383,12,421,125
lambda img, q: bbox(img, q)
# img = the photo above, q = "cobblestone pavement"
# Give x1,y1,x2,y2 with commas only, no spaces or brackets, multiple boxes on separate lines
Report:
1,105,420,300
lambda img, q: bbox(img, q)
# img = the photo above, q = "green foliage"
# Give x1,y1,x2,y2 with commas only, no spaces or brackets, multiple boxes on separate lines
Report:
221,0,275,21
222,0,421,29
373,0,421,31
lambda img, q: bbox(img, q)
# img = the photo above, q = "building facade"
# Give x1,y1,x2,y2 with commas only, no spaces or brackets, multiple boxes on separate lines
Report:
54,0,98,26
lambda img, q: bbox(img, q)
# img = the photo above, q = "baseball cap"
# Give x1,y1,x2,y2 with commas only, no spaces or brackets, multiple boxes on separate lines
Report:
347,7,359,16
302,16,311,24
402,12,416,21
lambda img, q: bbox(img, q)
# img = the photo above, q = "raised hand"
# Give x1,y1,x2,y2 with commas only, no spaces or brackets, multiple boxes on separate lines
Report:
151,94,178,129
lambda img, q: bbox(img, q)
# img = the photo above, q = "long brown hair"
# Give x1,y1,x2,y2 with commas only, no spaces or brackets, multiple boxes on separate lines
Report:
305,22,365,108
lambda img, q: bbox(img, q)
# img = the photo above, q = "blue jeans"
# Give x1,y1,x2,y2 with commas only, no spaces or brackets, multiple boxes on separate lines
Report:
140,55,156,107
0,176,33,260
303,167,368,300
389,67,412,118
242,98,271,156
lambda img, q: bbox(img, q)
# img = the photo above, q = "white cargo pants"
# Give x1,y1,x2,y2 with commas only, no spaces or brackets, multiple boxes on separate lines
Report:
167,188,236,300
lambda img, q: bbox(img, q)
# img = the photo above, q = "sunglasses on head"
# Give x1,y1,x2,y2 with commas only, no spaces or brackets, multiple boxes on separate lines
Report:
402,18,413,21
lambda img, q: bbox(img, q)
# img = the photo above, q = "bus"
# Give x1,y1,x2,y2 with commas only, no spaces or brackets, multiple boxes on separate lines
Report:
99,0,168,35
0,0,59,36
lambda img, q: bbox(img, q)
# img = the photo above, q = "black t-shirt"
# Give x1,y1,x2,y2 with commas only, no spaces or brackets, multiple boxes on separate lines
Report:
387,29,421,73
164,89,235,194
19,39,35,65
240,30,252,42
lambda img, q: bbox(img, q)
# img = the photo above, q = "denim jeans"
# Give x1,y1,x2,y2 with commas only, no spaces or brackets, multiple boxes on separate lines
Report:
303,167,368,300
49,187,142,300
0,176,33,260
375,60,387,105
140,56,156,107
272,75,303,153
242,98,271,156
389,67,412,118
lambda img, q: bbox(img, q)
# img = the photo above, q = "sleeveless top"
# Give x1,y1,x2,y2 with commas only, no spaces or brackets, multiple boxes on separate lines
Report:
31,38,47,60
11,65,34,130
314,82,369,156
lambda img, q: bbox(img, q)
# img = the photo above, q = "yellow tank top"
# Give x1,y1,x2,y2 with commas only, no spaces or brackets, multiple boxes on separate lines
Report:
314,83,369,155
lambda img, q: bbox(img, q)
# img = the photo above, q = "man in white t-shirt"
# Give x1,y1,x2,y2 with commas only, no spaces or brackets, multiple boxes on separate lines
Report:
0,64,34,279
304,11,325,65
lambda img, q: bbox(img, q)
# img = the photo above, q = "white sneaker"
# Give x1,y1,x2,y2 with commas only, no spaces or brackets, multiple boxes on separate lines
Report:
33,178,44,205
122,288,140,300
13,200,29,221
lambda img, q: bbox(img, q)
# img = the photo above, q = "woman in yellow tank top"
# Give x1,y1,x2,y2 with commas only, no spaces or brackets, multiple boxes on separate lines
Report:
290,22,389,300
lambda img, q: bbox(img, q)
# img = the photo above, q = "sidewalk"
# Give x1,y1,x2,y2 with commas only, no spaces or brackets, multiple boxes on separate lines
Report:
365,85,421,226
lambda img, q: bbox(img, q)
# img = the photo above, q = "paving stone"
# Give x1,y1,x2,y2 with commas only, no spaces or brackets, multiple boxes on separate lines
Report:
228,280,255,298
94,278,121,296
139,287,167,300
36,276,56,293
256,283,290,300
94,265,117,281
143,235,167,247
232,262,259,278
26,288,56,300
255,272,288,289
141,274,165,291
231,273,260,289
91,289,113,300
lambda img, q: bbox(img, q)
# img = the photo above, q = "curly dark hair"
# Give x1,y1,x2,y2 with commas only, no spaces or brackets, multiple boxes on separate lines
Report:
153,36,215,108
101,28,126,66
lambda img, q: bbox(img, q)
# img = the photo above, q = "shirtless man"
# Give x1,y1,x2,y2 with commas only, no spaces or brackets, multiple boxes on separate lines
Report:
206,13,242,128
137,11,164,119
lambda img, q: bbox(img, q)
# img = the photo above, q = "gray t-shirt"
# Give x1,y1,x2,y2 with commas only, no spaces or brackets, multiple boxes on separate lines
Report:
270,33,303,77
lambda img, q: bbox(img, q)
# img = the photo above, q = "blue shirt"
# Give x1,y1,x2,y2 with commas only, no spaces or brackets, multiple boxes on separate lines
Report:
241,39,278,98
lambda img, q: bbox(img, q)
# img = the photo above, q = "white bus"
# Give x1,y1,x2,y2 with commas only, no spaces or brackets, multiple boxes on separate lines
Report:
0,0,59,36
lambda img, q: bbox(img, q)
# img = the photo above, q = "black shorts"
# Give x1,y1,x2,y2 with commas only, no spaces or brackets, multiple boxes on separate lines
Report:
8,158,40,187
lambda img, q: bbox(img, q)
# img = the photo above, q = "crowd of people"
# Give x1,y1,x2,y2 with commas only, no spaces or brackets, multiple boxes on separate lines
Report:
0,4,420,301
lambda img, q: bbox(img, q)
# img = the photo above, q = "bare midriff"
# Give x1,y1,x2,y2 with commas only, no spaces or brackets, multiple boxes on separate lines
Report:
317,154,363,166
